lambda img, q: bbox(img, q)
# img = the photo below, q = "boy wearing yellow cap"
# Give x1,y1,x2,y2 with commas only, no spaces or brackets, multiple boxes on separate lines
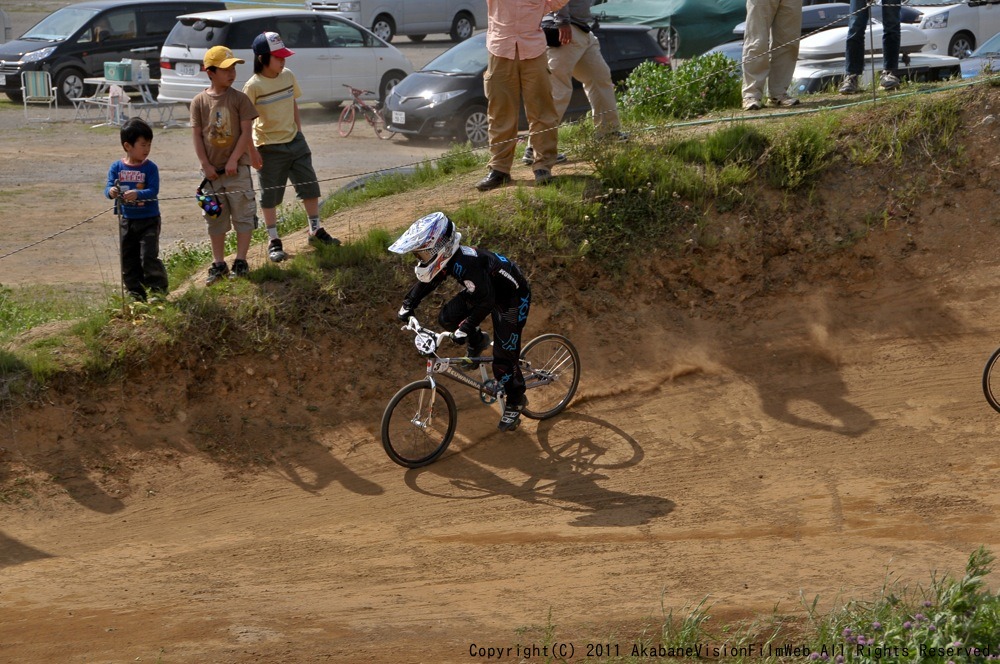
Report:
191,45,260,284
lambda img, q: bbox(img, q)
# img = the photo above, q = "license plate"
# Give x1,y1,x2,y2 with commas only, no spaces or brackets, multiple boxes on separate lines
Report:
177,62,200,77
1,75,6,86
392,110,405,125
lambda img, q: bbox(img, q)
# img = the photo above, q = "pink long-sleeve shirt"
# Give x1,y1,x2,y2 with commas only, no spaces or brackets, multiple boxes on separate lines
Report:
486,0,571,60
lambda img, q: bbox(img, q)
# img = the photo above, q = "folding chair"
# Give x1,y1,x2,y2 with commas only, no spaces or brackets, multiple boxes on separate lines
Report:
21,70,59,122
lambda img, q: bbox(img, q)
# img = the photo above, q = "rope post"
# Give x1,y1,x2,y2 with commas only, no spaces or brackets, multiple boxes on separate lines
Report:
868,0,878,102
113,180,126,314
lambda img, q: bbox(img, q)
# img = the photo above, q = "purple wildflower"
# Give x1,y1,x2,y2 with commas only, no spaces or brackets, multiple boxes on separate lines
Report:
810,653,820,661
903,621,912,629
871,621,882,631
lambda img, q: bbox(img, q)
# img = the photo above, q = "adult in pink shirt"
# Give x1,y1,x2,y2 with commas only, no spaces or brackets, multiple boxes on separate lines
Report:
476,0,570,191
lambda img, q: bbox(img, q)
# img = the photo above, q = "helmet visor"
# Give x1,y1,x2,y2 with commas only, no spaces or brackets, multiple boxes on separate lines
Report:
413,248,435,264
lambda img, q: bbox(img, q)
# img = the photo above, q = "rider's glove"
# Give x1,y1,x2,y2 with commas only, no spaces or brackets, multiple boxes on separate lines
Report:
397,305,413,322
450,328,468,345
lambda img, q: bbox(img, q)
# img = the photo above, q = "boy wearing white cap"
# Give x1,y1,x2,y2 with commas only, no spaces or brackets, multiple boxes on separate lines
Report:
244,32,339,262
191,45,259,284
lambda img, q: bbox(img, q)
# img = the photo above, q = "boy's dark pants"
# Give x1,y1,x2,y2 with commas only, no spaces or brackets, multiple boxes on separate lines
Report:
120,215,168,300
438,289,532,404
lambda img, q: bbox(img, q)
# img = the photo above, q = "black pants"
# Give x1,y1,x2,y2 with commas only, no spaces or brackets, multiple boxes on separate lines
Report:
438,289,532,404
120,215,168,301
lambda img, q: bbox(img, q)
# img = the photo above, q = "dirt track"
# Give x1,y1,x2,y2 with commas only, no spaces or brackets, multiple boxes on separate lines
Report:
3,47,1000,664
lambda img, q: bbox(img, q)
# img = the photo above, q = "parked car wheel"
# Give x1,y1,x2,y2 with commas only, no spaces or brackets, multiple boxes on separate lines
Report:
408,34,427,42
372,14,395,42
949,31,975,58
458,105,489,146
6,90,23,103
55,67,87,105
450,12,475,42
379,70,406,102
657,26,679,58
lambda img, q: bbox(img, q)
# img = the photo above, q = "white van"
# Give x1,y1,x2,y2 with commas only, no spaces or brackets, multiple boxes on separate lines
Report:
305,0,486,43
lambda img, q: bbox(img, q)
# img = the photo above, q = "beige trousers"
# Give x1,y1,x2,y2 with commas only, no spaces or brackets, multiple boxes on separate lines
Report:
547,25,620,135
484,51,560,173
741,0,803,100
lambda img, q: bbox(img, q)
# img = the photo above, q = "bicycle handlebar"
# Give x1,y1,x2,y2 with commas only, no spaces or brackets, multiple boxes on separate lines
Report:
342,83,376,97
402,315,453,355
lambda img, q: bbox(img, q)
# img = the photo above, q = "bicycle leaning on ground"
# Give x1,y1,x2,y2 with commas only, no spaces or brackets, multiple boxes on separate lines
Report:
381,316,581,468
338,84,394,140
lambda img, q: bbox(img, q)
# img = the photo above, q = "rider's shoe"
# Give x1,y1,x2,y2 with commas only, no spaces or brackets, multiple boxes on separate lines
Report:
460,331,491,369
498,394,527,432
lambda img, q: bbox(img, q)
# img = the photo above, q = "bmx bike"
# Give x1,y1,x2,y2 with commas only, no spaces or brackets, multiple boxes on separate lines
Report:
338,84,394,140
381,316,581,468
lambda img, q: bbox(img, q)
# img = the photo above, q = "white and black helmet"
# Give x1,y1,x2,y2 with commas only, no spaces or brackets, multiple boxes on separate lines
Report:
388,211,462,283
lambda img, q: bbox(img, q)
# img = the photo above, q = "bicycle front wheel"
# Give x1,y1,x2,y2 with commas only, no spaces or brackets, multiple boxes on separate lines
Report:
338,104,356,137
983,347,1000,413
381,380,457,468
520,333,580,420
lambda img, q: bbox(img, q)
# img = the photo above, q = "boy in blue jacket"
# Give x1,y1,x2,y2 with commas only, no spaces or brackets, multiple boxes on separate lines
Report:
105,117,167,301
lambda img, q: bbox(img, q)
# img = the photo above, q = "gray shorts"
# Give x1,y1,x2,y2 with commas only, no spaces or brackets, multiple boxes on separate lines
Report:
256,132,321,209
202,168,257,237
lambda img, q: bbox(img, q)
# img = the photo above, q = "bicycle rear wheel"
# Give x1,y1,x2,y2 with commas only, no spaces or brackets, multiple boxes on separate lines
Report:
983,347,1000,413
381,380,457,468
338,104,356,137
520,333,580,420
367,107,394,140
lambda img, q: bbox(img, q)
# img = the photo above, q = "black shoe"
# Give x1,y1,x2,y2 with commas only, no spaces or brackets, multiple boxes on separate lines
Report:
309,227,341,246
467,331,491,359
459,331,491,368
230,258,249,278
522,146,567,165
498,395,527,432
267,238,287,262
475,169,511,192
534,169,553,185
206,261,229,285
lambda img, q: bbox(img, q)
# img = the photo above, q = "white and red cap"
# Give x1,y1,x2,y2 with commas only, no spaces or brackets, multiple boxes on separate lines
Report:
252,32,295,58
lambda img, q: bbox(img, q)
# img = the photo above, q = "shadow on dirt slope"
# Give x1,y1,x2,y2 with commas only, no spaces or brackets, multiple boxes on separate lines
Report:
0,86,999,663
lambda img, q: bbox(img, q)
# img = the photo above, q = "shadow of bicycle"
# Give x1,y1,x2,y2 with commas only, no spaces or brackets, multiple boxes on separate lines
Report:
403,411,674,527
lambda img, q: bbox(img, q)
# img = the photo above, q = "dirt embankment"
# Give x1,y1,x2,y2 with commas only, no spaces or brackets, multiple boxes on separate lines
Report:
2,88,1000,663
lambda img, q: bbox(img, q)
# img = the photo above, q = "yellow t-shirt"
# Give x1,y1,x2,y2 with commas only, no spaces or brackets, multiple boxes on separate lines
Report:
242,69,301,147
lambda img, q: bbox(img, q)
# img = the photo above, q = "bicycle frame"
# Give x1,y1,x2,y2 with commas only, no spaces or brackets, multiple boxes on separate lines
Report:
405,317,500,402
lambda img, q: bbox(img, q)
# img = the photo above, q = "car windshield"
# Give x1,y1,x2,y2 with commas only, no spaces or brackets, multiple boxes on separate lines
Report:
421,33,488,74
973,31,1000,55
21,7,98,41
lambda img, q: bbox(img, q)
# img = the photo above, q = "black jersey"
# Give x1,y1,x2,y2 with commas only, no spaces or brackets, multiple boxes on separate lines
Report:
402,246,530,330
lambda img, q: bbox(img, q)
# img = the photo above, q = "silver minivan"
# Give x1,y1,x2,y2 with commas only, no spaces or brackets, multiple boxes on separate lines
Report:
305,0,486,43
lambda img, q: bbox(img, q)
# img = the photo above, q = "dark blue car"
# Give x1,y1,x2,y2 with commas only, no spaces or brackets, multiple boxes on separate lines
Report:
384,23,668,146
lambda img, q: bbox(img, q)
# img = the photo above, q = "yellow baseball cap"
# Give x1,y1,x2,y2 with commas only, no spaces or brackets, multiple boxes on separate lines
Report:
203,46,244,69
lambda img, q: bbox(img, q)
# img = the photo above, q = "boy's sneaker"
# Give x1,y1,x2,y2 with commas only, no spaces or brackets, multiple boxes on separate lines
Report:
230,259,249,278
742,96,762,111
880,70,901,90
308,228,341,246
268,238,287,262
522,146,567,165
839,74,861,94
206,262,229,285
497,395,527,432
